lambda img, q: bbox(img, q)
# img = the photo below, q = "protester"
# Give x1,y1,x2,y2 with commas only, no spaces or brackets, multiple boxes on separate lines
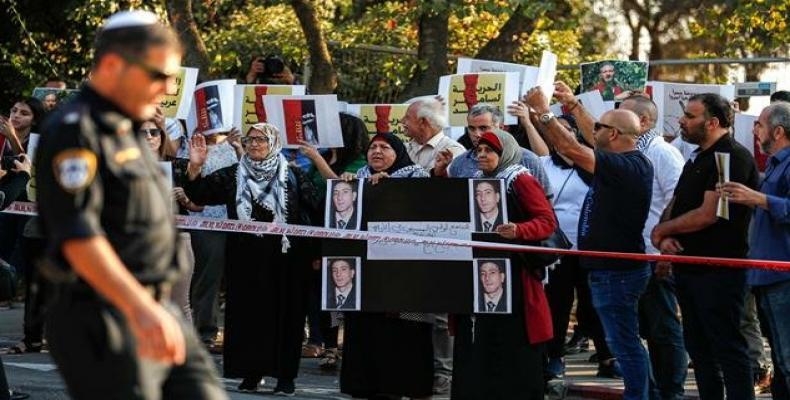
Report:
526,86,654,400
719,101,790,398
339,132,434,400
243,54,297,85
450,129,556,399
770,90,790,104
402,98,465,171
651,93,759,400
182,123,320,395
35,10,227,399
522,112,618,381
618,94,689,400
1,98,45,156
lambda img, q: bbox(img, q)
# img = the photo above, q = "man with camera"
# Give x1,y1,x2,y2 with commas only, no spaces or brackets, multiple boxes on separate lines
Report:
244,54,297,85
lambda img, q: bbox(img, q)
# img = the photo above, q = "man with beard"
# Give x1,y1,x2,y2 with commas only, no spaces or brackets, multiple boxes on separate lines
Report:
652,93,759,400
591,62,632,101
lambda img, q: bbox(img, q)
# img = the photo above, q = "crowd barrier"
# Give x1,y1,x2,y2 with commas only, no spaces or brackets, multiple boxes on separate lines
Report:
4,201,789,272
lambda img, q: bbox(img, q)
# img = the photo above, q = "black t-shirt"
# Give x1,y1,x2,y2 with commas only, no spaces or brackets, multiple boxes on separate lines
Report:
578,150,653,270
670,134,758,264
35,86,177,283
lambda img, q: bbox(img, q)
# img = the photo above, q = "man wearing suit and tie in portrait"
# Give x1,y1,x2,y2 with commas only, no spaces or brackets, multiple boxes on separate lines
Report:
473,180,504,232
477,260,508,313
330,180,359,230
327,258,357,310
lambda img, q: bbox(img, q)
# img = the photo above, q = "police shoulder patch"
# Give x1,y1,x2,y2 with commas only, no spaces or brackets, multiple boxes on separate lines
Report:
52,149,98,193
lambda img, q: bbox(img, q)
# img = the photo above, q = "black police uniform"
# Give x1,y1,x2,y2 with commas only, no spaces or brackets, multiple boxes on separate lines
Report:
35,85,227,400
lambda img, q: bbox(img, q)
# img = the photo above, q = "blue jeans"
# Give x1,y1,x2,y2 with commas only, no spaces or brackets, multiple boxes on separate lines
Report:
589,266,653,400
757,279,790,396
639,266,688,400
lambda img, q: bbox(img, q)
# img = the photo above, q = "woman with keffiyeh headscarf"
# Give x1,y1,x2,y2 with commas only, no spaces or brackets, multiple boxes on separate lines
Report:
179,123,321,396
338,132,434,400
451,129,557,400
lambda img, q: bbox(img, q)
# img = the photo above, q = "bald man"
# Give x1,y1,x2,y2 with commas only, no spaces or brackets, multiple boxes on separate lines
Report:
526,87,655,400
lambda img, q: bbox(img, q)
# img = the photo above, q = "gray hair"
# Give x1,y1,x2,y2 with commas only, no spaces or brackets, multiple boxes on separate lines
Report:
766,102,790,139
408,98,447,130
468,103,503,125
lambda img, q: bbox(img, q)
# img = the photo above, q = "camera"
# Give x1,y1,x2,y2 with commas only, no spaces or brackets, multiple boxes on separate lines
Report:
256,55,286,84
1,155,22,171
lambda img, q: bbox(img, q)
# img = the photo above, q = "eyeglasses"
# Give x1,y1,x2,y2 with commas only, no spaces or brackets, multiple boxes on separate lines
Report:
241,136,267,145
119,53,177,81
594,122,616,132
140,128,161,138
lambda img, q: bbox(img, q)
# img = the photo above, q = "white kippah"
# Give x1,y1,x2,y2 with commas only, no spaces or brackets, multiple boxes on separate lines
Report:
101,10,159,31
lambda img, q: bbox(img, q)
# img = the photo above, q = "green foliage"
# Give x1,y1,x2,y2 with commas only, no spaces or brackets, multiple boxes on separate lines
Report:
690,0,790,56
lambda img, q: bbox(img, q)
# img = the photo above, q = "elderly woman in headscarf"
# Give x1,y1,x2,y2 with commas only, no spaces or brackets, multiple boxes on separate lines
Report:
180,122,320,396
338,132,434,400
451,129,556,400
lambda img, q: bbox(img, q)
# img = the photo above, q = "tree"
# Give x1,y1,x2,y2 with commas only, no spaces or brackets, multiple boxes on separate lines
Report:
166,0,211,80
398,1,451,101
291,0,337,94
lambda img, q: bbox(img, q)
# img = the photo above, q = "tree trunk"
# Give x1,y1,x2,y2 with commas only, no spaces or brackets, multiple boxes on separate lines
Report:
647,29,663,80
474,5,537,62
166,0,212,80
291,0,338,94
399,3,450,101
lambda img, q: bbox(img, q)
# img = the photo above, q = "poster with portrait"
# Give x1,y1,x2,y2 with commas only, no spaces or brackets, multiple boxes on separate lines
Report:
648,81,736,138
322,257,362,311
186,79,236,136
473,258,512,314
263,95,344,149
325,179,363,230
469,179,508,233
346,104,409,141
438,72,520,127
159,67,198,119
733,113,768,172
233,84,306,135
31,87,79,110
456,57,539,95
580,60,648,102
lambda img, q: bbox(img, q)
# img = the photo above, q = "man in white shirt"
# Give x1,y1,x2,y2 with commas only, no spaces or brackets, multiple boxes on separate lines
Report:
620,94,688,400
329,258,356,310
478,261,507,313
401,98,465,170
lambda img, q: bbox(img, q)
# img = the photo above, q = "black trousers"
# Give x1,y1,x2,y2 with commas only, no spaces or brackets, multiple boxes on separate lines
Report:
45,288,228,400
675,267,754,400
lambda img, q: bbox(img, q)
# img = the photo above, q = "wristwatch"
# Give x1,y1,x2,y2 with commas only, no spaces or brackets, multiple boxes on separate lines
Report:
539,111,556,124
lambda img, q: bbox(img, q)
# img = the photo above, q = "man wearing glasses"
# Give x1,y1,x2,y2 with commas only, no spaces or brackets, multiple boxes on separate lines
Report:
526,86,654,400
34,11,227,400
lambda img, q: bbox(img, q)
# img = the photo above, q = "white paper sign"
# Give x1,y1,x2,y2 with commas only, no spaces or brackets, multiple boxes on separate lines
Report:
160,67,198,120
232,84,306,135
456,57,540,95
535,51,558,100
649,81,736,138
367,221,473,261
438,72,520,126
263,95,344,148
715,152,730,220
186,79,236,136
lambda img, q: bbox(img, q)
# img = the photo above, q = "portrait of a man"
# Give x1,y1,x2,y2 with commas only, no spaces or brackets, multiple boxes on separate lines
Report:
580,60,648,102
326,179,361,229
323,257,361,311
470,179,506,233
474,259,510,314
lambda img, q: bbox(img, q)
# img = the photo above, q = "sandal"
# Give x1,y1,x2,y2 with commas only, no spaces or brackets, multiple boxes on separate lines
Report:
7,341,43,354
319,348,340,370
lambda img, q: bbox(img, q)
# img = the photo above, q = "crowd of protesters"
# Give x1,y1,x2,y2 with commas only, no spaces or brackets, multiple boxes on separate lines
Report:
2,18,790,400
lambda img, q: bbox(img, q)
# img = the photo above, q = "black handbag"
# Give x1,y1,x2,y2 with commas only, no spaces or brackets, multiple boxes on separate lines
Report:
0,258,18,303
518,169,575,268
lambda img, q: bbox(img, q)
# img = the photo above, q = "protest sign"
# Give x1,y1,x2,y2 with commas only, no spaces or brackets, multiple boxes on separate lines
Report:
368,221,473,261
263,95,344,148
322,257,362,311
186,80,236,136
233,84,306,135
159,67,198,119
31,87,79,109
733,113,768,172
346,104,409,140
580,60,648,101
438,72,520,127
735,82,776,98
473,258,512,314
648,81,736,138
456,57,539,95
536,51,558,100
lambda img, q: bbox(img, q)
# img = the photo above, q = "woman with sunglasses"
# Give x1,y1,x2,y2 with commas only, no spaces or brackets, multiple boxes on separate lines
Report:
180,123,321,396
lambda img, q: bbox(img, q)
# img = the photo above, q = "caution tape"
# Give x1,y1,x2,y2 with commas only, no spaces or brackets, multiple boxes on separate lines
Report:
4,201,790,272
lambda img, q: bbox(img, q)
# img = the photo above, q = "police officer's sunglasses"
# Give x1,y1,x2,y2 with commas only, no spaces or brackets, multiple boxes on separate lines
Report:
119,53,176,81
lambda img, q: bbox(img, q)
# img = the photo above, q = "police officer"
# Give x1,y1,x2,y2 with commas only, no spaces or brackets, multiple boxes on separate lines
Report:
34,11,227,400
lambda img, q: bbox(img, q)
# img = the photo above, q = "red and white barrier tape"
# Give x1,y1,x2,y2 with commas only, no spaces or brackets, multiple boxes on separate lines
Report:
4,201,790,272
